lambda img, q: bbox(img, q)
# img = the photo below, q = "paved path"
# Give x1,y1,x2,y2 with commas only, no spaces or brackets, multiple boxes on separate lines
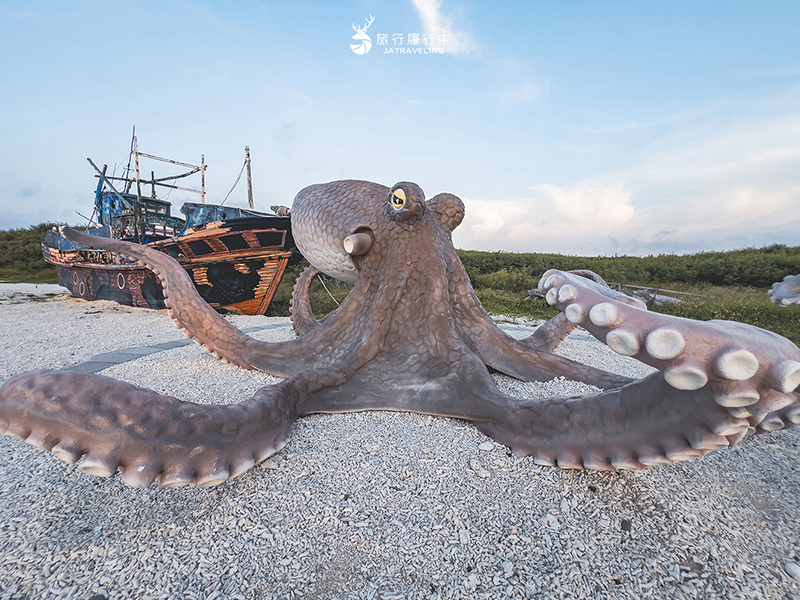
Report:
62,323,294,373
62,322,597,373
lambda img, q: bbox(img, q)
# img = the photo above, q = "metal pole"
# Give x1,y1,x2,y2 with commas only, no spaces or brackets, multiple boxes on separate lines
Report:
245,146,254,210
201,154,206,204
133,136,142,243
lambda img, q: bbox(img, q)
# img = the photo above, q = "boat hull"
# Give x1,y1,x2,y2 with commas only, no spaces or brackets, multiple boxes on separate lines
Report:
52,261,165,309
44,237,293,316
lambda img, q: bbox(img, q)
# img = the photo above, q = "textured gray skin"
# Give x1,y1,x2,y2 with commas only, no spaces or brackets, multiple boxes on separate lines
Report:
769,273,800,307
1,179,799,487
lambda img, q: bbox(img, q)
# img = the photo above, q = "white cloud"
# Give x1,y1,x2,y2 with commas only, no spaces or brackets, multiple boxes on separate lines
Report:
409,0,476,55
455,182,636,254
454,98,800,256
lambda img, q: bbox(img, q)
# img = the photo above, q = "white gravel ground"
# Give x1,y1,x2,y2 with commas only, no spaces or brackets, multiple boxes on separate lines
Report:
1,291,800,600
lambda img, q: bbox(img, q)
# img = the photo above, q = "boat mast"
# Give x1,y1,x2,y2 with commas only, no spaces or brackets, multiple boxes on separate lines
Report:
123,126,136,193
133,136,142,243
201,154,206,204
245,146,254,210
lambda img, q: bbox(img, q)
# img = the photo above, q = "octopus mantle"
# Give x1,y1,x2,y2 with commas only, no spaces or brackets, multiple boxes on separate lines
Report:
1,179,799,487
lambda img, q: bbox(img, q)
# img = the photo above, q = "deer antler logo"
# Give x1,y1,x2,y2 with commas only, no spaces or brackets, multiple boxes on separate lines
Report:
350,14,375,55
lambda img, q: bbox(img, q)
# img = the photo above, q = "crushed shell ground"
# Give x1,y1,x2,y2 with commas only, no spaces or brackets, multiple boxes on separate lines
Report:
1,289,800,600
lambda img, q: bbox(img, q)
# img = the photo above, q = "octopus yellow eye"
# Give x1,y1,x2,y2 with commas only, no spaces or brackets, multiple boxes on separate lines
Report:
391,188,406,210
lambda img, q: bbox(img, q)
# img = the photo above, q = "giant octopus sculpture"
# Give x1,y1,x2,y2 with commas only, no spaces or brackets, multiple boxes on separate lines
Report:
1,180,800,488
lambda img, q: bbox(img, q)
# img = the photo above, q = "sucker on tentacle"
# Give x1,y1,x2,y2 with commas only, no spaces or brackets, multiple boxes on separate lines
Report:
2,180,799,490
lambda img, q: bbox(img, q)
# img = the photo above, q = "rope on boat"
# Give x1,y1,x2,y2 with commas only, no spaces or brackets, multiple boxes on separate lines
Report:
220,157,248,206
316,275,341,307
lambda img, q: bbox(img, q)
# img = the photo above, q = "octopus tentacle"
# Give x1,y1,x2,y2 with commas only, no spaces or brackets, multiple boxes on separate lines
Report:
753,393,800,432
539,269,800,423
60,227,265,369
520,269,643,353
443,248,632,389
0,370,298,487
460,312,633,389
290,265,323,337
519,313,576,353
474,370,753,470
59,227,349,376
769,273,800,307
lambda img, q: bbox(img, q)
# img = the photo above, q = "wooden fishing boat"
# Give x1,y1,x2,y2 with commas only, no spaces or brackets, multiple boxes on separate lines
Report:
42,136,296,315
149,209,294,315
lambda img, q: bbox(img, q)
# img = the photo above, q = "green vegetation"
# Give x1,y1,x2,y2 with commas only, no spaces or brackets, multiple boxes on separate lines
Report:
0,223,60,282
271,246,800,344
458,244,800,289
2,223,798,342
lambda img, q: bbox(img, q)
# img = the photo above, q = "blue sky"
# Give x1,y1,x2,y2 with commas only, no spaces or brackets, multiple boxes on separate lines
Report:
1,1,798,256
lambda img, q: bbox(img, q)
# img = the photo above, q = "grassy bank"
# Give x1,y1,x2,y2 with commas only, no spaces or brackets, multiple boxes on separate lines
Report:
268,265,800,344
0,223,60,283
3,223,797,342
474,285,800,345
